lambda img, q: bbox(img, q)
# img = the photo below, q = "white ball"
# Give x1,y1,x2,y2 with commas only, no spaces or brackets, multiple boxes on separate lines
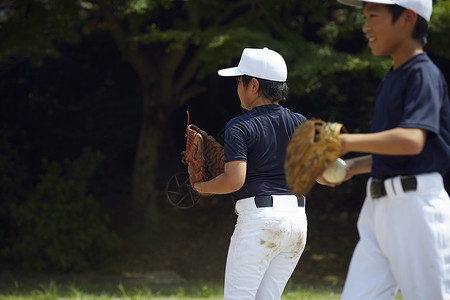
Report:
322,158,347,183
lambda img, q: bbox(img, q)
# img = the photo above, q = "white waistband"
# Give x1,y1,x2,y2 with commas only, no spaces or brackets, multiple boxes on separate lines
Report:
235,195,303,214
367,172,444,199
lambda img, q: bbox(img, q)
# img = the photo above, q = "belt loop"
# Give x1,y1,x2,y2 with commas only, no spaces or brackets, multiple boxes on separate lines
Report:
384,177,395,198
392,176,404,197
367,177,374,199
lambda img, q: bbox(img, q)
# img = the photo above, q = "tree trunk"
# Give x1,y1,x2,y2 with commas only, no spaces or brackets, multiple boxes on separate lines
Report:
131,124,162,228
131,84,171,228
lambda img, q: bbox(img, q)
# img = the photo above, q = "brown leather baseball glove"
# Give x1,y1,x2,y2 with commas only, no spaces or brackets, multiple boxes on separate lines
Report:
181,112,224,193
284,119,346,197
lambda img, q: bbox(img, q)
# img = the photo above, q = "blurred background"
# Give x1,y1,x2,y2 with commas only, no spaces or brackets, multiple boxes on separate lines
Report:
0,0,449,290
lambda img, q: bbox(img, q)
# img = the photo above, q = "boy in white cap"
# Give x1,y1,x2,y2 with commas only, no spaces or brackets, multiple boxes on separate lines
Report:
328,0,450,299
194,47,308,299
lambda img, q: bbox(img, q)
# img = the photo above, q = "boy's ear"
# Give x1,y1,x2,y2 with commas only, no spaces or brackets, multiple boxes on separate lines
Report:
403,9,418,29
250,78,260,93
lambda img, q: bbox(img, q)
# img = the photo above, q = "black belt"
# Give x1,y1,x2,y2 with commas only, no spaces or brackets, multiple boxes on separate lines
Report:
370,176,417,199
254,195,305,208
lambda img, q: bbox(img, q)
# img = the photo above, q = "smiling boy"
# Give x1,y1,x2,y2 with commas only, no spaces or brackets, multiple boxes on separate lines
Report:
332,0,450,299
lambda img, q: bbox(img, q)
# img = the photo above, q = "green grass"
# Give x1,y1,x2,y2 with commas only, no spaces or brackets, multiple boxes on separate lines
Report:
0,282,340,299
0,193,405,300
0,279,404,300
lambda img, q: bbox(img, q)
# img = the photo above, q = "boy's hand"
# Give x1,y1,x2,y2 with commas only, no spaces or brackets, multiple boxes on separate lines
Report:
317,160,353,187
285,119,347,197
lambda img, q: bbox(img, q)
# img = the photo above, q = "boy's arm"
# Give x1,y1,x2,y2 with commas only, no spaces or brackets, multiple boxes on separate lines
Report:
340,127,427,155
193,161,246,195
317,127,425,186
346,155,372,176
317,155,372,186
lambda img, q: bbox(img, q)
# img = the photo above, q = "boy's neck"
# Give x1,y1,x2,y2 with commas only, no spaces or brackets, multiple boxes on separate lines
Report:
246,95,278,110
391,41,424,70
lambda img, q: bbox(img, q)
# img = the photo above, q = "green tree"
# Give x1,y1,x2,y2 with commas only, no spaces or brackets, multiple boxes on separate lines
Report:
427,0,450,60
81,0,386,227
1,0,448,228
6,148,118,272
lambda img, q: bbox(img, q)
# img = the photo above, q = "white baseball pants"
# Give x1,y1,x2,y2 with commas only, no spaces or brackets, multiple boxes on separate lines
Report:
223,195,307,300
342,172,450,300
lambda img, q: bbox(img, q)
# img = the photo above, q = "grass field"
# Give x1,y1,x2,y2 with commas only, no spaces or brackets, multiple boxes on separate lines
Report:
0,279,344,300
0,276,403,300
0,190,405,300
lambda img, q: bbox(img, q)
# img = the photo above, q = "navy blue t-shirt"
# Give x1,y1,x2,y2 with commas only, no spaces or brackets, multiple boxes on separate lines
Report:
224,104,306,201
371,53,450,179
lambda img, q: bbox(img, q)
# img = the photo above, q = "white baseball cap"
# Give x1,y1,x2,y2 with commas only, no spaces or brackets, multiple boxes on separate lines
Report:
337,0,432,22
218,47,287,82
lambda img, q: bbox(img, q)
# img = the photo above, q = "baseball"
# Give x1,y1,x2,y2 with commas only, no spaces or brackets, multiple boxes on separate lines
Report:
322,158,347,183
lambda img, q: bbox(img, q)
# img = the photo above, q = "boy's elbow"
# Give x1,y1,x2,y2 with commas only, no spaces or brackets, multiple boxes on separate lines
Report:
405,147,421,155
404,136,425,155
409,141,425,155
410,129,427,154
228,179,245,192
402,128,427,155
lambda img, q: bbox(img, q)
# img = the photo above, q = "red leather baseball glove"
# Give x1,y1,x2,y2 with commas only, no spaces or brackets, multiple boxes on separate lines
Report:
181,112,224,193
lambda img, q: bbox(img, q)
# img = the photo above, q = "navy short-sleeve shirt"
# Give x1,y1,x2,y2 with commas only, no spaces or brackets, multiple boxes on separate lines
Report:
370,53,450,178
224,104,306,201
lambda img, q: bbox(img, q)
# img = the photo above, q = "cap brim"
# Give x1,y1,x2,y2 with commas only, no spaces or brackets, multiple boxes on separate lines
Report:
217,67,244,77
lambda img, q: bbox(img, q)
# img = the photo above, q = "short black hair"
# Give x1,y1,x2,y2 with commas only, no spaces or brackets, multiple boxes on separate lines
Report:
363,2,429,45
387,4,428,45
241,75,288,102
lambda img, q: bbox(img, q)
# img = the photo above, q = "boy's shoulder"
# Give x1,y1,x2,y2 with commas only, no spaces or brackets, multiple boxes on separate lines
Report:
411,52,435,65
397,53,442,77
226,111,252,129
282,107,307,123
226,106,306,127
